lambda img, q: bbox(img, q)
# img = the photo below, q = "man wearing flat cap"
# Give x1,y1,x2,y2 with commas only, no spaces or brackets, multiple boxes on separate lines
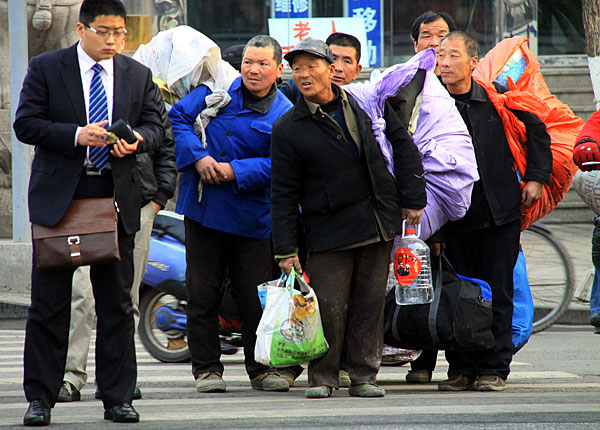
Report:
270,38,426,398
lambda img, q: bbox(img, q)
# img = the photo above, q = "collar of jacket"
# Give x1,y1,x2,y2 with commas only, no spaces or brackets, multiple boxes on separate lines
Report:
302,83,348,114
240,80,279,114
444,78,488,105
293,83,348,119
294,84,364,146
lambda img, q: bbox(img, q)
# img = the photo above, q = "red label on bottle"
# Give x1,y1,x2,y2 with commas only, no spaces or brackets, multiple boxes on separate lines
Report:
394,247,422,286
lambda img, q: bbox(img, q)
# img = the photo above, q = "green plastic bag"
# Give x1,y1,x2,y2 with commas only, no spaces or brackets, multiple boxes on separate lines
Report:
255,268,329,366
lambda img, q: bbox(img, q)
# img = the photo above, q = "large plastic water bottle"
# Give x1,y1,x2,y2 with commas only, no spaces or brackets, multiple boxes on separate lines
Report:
394,221,434,305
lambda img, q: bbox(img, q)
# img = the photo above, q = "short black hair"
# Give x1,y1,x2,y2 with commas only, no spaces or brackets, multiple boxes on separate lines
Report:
222,44,245,72
411,11,457,42
243,35,283,65
442,31,480,58
325,32,361,63
79,0,127,25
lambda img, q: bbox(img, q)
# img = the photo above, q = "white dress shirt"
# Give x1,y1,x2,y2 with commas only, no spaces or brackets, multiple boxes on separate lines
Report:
75,42,115,167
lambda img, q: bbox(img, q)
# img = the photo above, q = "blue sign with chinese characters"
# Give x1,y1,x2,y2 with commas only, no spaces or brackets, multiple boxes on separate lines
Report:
274,0,309,18
346,0,382,67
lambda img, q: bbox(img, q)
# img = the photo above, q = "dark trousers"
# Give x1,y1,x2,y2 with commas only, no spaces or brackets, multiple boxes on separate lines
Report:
410,349,438,372
444,220,520,380
24,174,137,409
184,218,271,379
306,240,393,388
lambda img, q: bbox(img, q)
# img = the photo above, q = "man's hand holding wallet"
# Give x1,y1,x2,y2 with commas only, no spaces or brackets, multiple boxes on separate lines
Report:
106,119,143,157
76,118,142,157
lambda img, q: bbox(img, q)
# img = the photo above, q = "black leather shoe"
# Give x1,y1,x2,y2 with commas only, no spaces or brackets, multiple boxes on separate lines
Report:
23,400,51,426
104,402,140,423
96,386,142,400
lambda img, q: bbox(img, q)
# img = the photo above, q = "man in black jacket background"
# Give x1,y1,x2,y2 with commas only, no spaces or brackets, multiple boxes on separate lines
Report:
56,83,177,404
436,31,552,392
271,38,427,399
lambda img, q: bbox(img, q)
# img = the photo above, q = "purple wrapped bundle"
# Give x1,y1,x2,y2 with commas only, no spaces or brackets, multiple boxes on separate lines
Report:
344,49,479,240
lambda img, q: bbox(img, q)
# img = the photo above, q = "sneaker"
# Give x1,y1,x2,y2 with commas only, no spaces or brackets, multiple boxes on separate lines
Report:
477,375,506,391
195,372,226,393
305,385,333,398
277,369,297,387
405,369,432,384
348,383,385,397
250,371,289,392
56,381,80,402
338,369,351,388
438,375,477,391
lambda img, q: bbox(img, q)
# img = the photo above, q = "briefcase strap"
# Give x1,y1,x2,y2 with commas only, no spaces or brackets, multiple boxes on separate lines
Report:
427,256,444,345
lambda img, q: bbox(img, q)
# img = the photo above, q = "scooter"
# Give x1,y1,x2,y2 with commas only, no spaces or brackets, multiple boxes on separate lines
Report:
138,211,242,363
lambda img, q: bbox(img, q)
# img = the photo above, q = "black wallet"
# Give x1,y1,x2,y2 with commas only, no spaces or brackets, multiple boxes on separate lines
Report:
106,119,137,144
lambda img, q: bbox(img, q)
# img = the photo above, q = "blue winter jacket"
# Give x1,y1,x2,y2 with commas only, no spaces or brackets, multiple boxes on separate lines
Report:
170,77,292,239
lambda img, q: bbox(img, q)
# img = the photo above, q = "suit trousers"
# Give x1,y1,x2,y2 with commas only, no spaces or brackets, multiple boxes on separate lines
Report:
63,202,156,390
23,174,137,409
184,218,271,379
444,219,521,380
306,240,393,388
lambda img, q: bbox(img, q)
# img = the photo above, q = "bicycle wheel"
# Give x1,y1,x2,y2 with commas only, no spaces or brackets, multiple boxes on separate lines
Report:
520,224,576,333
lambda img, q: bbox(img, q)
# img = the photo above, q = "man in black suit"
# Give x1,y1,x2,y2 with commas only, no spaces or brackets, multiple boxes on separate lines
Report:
13,0,163,425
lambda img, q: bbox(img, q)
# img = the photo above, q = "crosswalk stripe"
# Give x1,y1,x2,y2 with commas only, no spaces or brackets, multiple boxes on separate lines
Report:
0,329,597,428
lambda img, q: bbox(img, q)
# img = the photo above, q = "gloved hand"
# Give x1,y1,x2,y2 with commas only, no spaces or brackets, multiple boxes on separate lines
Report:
573,139,600,171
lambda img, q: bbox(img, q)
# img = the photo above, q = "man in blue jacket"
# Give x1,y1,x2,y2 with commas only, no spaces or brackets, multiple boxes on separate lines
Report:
169,35,292,393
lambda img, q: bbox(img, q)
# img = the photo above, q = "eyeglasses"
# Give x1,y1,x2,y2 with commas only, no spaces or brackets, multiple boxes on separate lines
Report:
83,23,127,39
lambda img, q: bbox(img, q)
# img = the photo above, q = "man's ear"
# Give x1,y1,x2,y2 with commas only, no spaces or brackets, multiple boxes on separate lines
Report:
470,56,479,71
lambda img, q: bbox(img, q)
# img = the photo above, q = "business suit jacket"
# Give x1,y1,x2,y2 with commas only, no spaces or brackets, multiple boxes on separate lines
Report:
14,43,164,235
13,43,164,409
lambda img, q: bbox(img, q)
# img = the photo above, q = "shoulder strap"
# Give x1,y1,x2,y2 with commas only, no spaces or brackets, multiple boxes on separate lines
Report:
427,255,443,344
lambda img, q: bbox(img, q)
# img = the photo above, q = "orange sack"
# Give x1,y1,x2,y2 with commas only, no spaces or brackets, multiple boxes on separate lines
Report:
473,36,584,231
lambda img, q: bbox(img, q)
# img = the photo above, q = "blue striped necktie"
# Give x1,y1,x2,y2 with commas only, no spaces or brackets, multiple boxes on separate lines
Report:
88,63,110,171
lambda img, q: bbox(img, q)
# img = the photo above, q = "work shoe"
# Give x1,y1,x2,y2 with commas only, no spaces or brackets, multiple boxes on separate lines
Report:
250,371,289,392
195,372,226,393
348,383,385,397
338,369,351,387
477,375,506,391
405,369,432,384
277,369,297,387
438,375,477,391
305,385,333,398
56,381,80,402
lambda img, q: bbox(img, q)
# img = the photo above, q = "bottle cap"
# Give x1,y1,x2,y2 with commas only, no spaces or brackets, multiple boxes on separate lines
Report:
406,226,417,235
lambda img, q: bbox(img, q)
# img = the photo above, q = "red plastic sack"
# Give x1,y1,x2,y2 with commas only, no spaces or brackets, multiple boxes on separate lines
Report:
473,36,584,230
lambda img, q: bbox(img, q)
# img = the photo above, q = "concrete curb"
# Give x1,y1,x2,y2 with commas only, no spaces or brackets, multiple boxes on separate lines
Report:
0,301,28,319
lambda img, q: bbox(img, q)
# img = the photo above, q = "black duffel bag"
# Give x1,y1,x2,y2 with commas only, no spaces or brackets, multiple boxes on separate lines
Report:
383,254,495,351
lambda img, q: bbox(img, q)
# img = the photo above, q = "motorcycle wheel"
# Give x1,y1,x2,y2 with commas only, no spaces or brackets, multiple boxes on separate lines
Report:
138,287,191,363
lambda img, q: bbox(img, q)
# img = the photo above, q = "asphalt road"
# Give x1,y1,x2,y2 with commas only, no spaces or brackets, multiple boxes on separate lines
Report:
0,320,598,429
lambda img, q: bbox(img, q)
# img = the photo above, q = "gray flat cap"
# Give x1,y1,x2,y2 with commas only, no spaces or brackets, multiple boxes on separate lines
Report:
284,38,334,65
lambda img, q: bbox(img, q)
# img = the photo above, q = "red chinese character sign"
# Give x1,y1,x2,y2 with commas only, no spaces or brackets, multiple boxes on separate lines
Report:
268,17,369,67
